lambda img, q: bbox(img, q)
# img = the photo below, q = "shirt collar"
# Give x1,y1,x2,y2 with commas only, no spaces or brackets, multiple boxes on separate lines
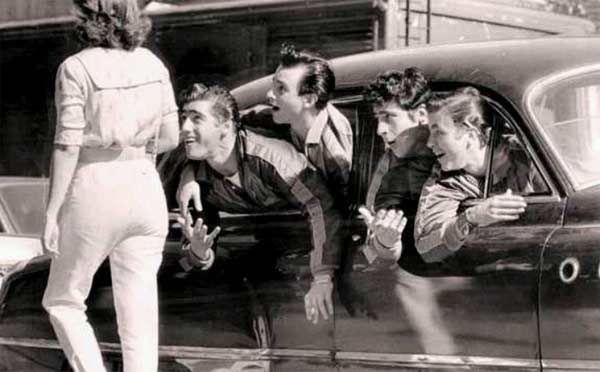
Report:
305,108,329,145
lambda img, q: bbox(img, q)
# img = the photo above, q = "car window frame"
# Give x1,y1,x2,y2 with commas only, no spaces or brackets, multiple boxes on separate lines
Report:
484,96,561,204
525,63,600,192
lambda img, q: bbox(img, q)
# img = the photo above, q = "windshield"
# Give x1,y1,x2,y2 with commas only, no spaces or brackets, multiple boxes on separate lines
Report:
530,70,600,189
0,182,48,235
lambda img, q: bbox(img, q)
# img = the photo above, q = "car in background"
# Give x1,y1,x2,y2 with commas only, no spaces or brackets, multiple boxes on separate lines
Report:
0,178,47,282
2,36,600,371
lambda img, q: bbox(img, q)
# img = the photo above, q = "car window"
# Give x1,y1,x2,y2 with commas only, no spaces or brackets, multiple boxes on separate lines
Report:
330,96,381,211
530,70,600,189
0,183,47,235
487,117,551,197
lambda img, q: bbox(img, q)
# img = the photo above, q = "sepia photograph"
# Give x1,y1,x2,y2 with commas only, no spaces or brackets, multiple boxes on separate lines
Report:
0,0,599,371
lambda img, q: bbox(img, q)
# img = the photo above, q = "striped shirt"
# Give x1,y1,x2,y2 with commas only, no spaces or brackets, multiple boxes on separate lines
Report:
290,104,353,203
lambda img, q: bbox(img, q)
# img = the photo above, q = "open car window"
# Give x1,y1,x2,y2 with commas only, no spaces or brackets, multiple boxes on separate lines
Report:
485,99,552,198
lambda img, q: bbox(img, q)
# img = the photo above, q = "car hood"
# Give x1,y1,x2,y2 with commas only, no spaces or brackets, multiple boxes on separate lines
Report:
0,235,43,266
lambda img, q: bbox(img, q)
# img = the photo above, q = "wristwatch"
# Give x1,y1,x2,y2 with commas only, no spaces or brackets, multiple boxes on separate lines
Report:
457,210,477,237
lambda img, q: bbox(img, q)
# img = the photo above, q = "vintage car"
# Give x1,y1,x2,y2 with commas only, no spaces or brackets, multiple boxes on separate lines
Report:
0,178,47,283
2,36,600,372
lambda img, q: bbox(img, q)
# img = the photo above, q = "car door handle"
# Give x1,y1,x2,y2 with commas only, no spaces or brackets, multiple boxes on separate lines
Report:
559,257,580,284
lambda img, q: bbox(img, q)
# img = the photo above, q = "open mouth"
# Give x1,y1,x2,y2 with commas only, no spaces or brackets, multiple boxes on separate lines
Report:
265,102,280,112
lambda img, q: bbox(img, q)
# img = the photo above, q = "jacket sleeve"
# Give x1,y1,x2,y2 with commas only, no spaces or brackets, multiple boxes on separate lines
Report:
414,175,475,263
264,151,343,277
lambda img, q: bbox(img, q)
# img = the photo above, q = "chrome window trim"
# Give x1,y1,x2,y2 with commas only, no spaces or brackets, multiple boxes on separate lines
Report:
0,337,540,369
525,63,600,192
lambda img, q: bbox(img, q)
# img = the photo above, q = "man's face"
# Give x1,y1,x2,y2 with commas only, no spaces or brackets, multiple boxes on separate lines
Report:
373,101,423,152
427,110,472,172
180,100,227,161
266,65,308,124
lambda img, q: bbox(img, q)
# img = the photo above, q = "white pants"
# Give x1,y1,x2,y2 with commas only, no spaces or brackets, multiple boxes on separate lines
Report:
43,159,168,372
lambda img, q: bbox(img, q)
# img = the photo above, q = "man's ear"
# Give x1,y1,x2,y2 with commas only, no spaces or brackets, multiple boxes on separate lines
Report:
219,120,234,138
415,104,429,125
303,93,318,109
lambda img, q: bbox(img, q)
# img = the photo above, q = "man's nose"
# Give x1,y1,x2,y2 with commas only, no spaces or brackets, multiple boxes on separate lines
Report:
426,133,435,149
181,117,193,133
266,89,275,102
376,122,387,137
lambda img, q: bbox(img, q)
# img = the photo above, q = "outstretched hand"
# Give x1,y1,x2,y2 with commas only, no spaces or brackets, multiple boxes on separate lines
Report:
467,189,527,227
359,206,405,260
177,214,221,259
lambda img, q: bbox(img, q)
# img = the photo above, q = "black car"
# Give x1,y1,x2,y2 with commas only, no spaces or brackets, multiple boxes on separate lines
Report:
2,36,600,372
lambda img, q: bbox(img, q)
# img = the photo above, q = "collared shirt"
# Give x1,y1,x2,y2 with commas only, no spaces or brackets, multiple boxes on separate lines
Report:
188,128,342,276
290,104,353,202
54,47,178,149
415,138,541,263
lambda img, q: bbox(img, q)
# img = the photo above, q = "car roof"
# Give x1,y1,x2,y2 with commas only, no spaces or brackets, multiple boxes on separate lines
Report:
233,36,600,110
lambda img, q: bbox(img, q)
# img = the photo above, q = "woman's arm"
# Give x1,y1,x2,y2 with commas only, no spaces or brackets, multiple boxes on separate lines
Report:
44,58,87,253
156,115,179,154
46,145,80,218
157,68,180,154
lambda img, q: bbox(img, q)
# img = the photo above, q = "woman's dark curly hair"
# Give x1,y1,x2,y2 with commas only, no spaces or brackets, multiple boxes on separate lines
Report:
178,83,241,129
73,0,151,51
364,67,431,110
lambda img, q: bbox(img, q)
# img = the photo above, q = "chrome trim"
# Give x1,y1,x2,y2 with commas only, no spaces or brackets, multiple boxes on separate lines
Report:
0,337,538,369
336,352,539,368
543,359,600,371
525,64,600,192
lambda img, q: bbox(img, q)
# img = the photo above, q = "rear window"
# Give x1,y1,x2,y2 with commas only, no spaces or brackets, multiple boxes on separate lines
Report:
530,70,600,189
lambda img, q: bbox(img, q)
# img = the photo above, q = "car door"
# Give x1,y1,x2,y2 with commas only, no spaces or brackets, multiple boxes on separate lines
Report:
533,68,600,372
153,210,337,372
334,94,558,371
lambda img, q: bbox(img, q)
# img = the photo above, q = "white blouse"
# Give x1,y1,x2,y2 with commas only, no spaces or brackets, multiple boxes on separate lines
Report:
54,47,178,149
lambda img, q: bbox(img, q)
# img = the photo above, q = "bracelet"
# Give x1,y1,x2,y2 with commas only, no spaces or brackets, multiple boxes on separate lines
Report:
465,207,478,226
313,275,332,285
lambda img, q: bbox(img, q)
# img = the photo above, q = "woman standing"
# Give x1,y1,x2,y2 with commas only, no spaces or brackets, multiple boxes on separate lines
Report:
42,1,179,371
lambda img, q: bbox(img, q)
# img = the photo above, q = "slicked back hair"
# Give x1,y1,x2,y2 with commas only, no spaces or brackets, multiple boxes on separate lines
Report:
278,43,335,111
178,83,241,129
